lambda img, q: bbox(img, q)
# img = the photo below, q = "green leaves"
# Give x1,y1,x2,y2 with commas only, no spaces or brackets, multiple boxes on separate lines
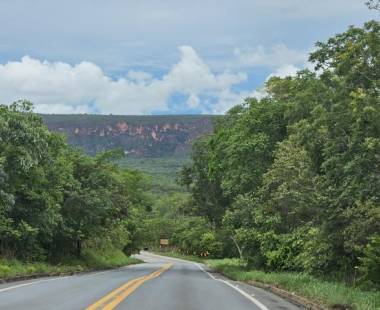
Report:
359,234,380,286
182,20,380,285
310,21,380,93
0,101,148,260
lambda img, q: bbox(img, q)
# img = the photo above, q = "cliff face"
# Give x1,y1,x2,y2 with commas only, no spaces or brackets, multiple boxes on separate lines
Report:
42,114,216,157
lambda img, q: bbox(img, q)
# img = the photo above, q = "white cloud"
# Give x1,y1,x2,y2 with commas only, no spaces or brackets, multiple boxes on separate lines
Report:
0,0,373,78
0,43,320,115
0,46,247,115
267,64,300,79
233,44,313,89
211,89,248,114
249,89,268,100
127,70,152,82
234,44,308,68
34,104,92,114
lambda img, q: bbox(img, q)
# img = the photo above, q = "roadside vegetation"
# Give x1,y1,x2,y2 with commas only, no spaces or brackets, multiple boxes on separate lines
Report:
0,103,148,277
144,19,380,310
0,248,141,279
207,259,380,310
151,249,205,263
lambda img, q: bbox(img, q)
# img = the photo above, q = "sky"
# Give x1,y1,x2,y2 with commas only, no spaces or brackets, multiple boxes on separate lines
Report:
0,0,377,115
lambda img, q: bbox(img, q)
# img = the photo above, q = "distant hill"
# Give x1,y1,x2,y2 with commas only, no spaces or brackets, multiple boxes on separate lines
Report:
42,114,217,157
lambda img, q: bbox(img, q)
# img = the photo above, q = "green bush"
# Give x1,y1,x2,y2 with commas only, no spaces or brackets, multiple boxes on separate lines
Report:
200,232,223,258
359,235,380,287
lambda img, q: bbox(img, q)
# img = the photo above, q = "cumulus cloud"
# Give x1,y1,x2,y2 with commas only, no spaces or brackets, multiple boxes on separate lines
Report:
267,64,300,79
32,104,93,114
234,44,308,68
0,43,316,115
127,70,153,82
233,44,311,85
210,89,247,115
0,46,247,114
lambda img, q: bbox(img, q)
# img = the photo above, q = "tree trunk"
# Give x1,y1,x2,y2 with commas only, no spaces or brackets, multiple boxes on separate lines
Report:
230,236,243,259
76,239,82,258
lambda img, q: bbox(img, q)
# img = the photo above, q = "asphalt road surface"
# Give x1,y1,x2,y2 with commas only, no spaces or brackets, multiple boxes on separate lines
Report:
0,251,302,310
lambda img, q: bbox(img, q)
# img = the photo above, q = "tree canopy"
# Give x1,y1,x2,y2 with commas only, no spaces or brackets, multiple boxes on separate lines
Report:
0,101,149,260
180,20,380,286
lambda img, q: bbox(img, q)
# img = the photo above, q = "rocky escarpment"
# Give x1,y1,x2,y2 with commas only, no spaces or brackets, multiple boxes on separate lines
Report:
42,114,216,157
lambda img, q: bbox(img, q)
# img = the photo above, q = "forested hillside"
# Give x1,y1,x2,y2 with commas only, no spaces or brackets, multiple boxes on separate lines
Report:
42,114,216,197
146,20,380,292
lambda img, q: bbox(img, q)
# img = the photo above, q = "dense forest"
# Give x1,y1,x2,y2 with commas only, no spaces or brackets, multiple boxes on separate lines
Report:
144,20,380,288
0,102,149,264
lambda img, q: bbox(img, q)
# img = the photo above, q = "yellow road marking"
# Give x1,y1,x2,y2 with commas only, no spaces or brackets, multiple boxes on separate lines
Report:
86,263,172,310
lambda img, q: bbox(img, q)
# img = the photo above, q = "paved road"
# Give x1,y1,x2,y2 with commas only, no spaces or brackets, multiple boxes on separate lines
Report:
0,251,302,310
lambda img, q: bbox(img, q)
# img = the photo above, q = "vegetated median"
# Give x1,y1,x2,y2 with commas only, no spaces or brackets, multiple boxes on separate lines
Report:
0,248,141,282
153,250,380,310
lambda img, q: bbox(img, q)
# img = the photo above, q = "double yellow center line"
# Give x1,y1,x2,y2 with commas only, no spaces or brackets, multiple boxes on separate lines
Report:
86,263,173,310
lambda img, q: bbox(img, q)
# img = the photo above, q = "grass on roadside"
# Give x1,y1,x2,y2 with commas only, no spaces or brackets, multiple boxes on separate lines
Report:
151,249,205,263
0,248,141,280
206,258,380,310
152,252,380,310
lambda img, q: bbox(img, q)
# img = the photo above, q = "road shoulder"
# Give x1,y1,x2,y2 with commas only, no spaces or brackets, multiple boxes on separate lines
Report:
143,252,303,310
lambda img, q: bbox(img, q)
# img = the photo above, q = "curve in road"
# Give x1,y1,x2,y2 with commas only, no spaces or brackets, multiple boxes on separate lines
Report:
0,251,302,310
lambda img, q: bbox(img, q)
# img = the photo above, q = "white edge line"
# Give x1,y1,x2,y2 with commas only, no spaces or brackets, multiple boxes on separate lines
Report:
194,263,217,280
194,263,269,310
85,270,110,278
0,276,71,293
0,267,121,293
